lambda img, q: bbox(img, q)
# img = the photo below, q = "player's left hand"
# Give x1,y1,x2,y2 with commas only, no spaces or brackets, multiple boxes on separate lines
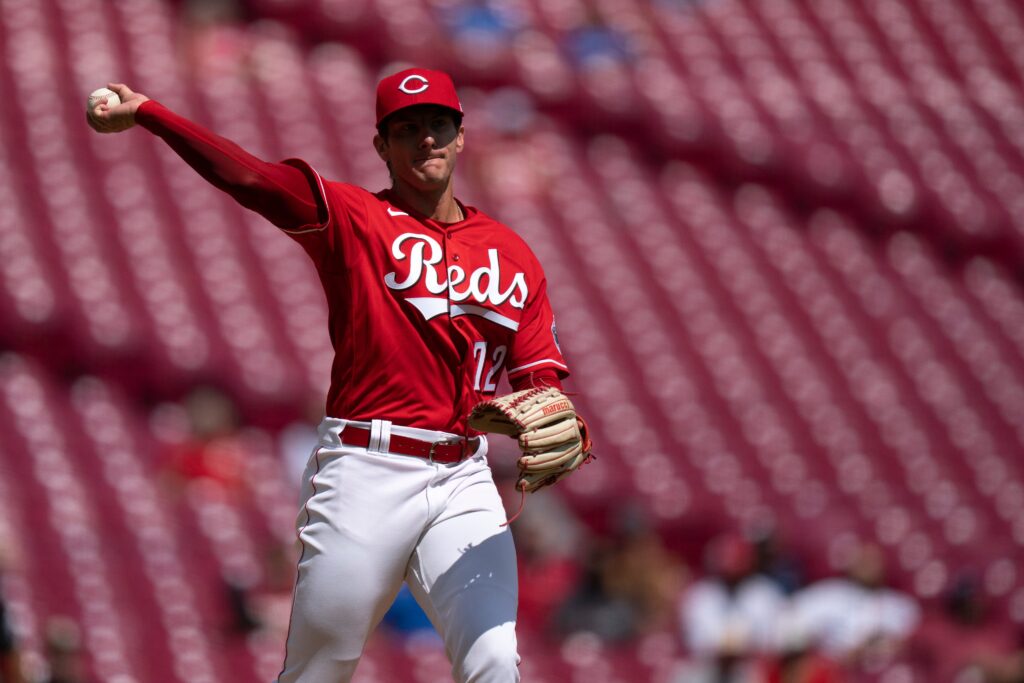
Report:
469,387,595,492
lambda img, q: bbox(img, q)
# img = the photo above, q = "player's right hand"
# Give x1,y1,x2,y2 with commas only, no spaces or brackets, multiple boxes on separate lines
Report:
86,82,150,134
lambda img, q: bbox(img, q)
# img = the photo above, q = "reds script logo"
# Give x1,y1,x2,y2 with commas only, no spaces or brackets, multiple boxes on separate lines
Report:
384,233,528,331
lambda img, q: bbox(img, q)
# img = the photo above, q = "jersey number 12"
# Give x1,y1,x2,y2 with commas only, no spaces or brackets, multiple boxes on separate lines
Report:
472,341,507,392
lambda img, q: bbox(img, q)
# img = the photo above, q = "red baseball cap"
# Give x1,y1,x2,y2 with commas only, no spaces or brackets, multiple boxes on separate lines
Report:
375,67,464,126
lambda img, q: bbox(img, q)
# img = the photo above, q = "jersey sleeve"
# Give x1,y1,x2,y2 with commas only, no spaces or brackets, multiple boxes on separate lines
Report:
275,160,368,273
136,100,323,230
510,367,563,392
506,275,570,383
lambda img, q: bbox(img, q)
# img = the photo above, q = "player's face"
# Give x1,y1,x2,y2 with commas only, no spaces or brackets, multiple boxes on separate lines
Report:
374,106,465,191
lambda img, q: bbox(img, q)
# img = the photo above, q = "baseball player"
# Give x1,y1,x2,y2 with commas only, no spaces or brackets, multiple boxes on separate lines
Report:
87,67,592,683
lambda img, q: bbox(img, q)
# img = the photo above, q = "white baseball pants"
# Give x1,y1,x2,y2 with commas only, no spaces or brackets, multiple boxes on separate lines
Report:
276,418,520,683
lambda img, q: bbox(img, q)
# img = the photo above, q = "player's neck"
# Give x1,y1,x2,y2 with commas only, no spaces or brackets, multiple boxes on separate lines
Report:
390,179,463,223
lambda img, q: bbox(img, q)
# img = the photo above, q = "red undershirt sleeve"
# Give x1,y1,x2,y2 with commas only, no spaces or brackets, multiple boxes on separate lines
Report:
135,100,325,230
510,368,563,392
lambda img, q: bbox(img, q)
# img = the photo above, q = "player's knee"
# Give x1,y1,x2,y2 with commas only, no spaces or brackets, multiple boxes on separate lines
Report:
455,625,520,683
277,655,359,683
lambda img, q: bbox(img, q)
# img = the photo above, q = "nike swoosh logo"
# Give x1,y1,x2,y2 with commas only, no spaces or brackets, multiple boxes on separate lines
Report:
387,207,409,217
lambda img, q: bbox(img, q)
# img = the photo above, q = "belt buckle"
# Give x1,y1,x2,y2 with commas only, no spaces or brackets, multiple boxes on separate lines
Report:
428,437,463,463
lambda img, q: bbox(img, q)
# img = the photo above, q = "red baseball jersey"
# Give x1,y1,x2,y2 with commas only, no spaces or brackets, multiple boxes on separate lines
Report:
283,160,569,434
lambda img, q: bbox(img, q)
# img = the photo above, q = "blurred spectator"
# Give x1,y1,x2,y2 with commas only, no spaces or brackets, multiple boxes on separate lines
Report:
750,524,804,595
793,543,920,667
0,544,23,683
976,652,1024,683
40,617,84,683
0,596,22,683
444,0,522,68
381,584,439,643
502,475,585,634
244,545,301,643
446,1,517,38
756,610,846,683
677,533,786,682
602,516,686,634
912,573,1019,682
681,533,786,656
181,0,249,77
759,649,845,683
158,385,246,496
277,394,324,489
555,505,684,642
224,573,262,635
554,540,638,642
563,12,630,70
562,10,635,115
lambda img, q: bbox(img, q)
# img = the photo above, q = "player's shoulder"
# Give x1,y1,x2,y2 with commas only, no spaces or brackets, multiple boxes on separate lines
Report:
463,205,537,253
280,158,377,209
321,178,377,204
322,179,409,225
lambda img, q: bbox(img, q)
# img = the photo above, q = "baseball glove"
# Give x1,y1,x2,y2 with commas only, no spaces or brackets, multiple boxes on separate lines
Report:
469,387,594,492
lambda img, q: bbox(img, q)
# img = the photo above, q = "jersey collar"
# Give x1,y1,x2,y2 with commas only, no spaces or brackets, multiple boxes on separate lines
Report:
380,189,482,232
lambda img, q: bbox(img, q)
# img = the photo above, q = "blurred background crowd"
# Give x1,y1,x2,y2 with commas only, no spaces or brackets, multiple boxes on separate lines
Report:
1,0,1024,681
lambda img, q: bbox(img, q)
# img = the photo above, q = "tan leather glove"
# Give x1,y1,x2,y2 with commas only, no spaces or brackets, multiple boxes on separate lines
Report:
469,387,594,492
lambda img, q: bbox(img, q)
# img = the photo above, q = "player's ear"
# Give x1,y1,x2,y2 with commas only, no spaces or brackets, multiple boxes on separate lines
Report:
455,125,465,154
373,133,389,162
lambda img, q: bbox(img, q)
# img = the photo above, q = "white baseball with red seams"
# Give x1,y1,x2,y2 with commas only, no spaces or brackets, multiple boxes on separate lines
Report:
87,87,120,111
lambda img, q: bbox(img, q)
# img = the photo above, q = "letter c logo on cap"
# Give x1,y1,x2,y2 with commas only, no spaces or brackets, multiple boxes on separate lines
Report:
398,74,429,95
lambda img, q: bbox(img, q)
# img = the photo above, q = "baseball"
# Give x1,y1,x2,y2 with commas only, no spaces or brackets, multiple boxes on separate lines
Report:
87,87,120,111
